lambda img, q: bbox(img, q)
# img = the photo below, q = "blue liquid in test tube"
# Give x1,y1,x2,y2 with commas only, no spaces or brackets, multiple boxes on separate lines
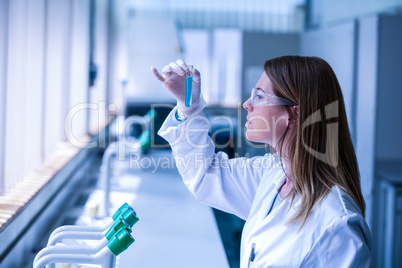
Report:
185,65,193,107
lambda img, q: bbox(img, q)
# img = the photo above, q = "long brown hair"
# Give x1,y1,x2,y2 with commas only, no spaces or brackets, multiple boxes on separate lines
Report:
264,56,365,227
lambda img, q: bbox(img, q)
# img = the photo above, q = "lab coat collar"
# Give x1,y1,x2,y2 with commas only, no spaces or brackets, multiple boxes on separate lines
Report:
271,155,302,210
273,175,286,191
274,174,302,211
272,154,287,190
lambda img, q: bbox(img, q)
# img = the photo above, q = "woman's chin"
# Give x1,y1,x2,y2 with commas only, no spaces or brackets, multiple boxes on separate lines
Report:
246,131,270,144
245,130,255,142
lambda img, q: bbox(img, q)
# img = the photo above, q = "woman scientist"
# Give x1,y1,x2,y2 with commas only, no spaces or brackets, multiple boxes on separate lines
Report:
151,56,371,267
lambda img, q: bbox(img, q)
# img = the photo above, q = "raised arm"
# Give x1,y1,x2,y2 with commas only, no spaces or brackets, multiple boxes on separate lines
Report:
159,107,278,220
153,60,278,219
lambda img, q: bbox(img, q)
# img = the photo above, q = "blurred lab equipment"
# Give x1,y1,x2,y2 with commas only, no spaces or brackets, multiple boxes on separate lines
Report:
33,203,138,268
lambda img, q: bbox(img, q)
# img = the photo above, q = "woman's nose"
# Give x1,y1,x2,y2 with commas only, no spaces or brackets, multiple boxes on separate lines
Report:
243,97,253,112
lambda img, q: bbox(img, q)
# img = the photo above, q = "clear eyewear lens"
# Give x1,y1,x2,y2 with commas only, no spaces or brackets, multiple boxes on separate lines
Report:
251,87,295,107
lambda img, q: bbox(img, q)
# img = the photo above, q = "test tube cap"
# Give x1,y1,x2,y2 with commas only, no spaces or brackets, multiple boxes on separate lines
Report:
107,229,135,256
118,207,139,227
105,220,132,241
188,65,194,74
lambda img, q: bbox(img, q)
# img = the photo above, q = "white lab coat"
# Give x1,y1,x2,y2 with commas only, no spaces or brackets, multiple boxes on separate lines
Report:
158,108,372,268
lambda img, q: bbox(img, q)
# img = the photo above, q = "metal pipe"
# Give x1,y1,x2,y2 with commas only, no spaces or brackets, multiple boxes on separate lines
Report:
48,218,114,238
47,231,105,247
34,246,114,268
101,142,118,217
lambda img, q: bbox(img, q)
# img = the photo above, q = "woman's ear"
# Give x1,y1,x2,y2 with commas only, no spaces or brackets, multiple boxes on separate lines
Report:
289,106,299,127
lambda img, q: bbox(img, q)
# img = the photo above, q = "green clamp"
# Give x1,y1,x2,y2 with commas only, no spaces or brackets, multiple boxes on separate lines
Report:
107,228,135,256
105,220,132,241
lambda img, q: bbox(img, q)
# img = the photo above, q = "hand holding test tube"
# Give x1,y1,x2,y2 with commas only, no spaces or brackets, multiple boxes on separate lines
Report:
151,59,206,117
185,65,194,107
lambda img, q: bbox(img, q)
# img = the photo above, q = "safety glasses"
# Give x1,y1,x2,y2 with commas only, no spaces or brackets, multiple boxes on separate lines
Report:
251,87,296,107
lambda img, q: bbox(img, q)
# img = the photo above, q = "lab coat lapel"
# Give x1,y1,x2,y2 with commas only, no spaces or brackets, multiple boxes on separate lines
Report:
256,175,286,224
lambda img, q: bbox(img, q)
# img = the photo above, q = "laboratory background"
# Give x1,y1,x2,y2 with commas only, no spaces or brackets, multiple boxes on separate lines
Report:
0,0,401,267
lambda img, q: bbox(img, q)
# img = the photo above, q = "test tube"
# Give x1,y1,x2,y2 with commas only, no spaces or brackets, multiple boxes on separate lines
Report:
185,65,194,107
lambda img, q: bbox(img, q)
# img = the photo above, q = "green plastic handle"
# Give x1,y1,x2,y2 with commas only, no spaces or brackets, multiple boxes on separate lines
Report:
112,203,132,221
117,208,139,227
112,203,139,227
105,220,132,241
107,228,135,256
